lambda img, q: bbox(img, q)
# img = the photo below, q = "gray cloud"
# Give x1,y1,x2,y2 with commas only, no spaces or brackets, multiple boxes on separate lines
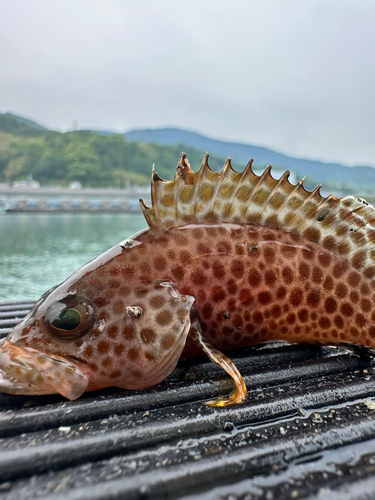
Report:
1,0,375,166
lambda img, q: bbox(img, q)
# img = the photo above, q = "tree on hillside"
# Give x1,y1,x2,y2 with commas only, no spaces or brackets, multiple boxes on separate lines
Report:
0,126,240,187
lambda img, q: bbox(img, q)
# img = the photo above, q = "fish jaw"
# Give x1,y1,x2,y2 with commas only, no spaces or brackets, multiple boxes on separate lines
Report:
0,339,91,400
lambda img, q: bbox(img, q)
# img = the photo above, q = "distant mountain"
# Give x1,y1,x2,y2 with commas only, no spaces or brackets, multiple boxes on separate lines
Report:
125,128,375,193
0,112,48,135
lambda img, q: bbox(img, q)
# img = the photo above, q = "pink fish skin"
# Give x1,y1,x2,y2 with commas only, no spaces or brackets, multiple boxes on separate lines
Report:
1,153,375,406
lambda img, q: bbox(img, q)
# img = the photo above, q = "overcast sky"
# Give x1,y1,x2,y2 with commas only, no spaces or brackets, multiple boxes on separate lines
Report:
1,0,375,167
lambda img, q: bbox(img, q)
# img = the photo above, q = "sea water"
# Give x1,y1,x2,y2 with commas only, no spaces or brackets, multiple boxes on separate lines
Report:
0,213,145,301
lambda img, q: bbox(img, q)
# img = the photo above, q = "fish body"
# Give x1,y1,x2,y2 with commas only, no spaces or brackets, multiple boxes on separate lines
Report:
1,153,375,405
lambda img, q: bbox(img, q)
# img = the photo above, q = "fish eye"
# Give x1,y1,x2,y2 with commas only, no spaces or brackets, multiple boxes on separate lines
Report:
44,296,95,341
51,309,82,331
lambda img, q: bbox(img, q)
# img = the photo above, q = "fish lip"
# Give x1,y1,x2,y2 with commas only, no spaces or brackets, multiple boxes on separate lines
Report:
0,340,91,400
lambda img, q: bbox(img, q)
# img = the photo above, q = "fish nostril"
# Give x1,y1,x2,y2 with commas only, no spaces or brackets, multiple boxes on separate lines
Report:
126,306,143,318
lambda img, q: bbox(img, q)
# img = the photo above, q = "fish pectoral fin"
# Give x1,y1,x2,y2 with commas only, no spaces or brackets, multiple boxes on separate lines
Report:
190,311,247,407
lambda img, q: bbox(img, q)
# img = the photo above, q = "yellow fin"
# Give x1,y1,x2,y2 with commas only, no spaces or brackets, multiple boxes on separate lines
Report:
141,153,375,277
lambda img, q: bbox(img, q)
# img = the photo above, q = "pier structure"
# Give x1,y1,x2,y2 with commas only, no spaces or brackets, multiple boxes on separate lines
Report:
0,186,150,213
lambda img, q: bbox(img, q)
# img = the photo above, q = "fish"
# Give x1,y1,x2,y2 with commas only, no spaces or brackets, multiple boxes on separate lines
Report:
1,152,375,406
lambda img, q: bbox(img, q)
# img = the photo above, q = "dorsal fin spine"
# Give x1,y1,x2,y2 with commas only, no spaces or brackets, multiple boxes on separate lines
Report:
242,165,272,221
227,159,254,220
193,153,211,218
206,158,229,221
258,168,292,219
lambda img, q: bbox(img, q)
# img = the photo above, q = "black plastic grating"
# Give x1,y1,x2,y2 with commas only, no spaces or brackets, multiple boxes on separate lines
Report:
1,301,375,499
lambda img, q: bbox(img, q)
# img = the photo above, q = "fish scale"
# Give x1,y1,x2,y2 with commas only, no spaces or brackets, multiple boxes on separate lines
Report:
1,152,375,406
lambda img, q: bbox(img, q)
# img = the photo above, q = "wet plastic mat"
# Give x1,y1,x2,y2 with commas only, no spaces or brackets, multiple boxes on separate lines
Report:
1,301,375,499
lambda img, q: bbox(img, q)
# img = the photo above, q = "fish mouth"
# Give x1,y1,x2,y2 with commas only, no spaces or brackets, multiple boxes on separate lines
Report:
0,340,90,400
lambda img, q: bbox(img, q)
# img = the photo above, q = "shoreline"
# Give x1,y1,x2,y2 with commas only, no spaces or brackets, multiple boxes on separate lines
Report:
3,207,143,214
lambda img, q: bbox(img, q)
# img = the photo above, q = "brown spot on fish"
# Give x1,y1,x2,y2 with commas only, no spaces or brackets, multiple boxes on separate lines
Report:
276,286,287,299
230,260,244,279
123,325,135,340
191,268,207,286
217,240,231,254
298,309,309,322
83,346,93,358
114,344,124,357
303,227,321,243
263,246,275,263
282,267,293,283
161,334,175,350
140,328,156,344
355,313,366,328
227,299,237,312
361,298,372,313
122,265,135,277
252,311,263,324
119,286,131,297
341,302,354,317
265,270,277,286
128,348,139,361
202,303,213,319
298,262,310,280
102,357,112,368
145,351,156,362
312,266,324,284
335,282,348,299
226,279,238,295
212,261,226,279
150,294,167,309
108,326,118,339
211,287,226,302
156,310,173,326
172,232,188,246
324,297,337,314
271,304,282,318
197,242,211,255
154,256,167,271
323,276,334,291
248,269,262,287
94,297,110,307
290,288,303,306
172,265,185,280
319,317,331,329
98,341,110,354
258,291,272,306
350,290,359,304
113,301,124,314
238,289,253,306
306,289,321,307
287,313,296,324
332,262,348,279
180,250,192,263
348,271,361,288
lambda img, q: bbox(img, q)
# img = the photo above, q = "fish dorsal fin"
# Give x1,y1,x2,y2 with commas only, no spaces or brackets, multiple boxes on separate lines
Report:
140,153,375,278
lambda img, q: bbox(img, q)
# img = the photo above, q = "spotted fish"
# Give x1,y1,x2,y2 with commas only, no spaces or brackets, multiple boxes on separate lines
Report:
1,153,375,406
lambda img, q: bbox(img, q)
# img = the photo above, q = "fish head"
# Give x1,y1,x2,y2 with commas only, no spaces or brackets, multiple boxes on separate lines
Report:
0,277,194,400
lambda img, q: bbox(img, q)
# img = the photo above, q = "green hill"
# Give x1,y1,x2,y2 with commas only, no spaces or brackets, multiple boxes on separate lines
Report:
0,113,235,187
0,113,48,135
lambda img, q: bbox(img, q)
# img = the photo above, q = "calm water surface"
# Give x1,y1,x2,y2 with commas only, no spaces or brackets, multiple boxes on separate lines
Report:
0,213,146,301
